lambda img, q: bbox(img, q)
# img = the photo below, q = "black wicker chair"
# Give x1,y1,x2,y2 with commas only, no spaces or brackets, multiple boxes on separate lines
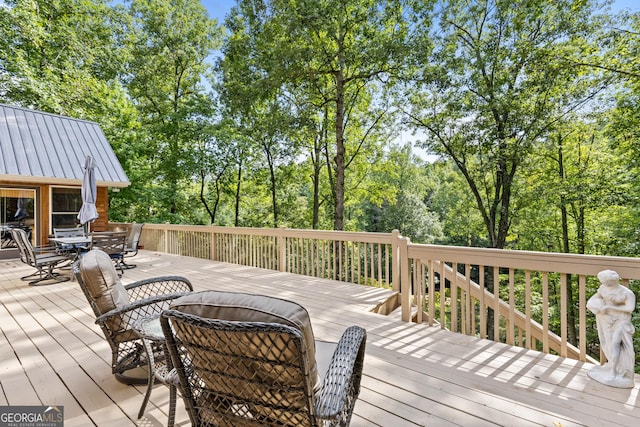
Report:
73,249,192,384
161,291,367,427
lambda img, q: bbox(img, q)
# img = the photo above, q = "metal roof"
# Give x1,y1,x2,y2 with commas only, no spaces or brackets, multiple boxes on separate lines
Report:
0,104,130,188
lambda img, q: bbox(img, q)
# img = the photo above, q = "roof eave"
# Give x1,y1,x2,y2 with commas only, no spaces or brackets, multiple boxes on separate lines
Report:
0,174,131,188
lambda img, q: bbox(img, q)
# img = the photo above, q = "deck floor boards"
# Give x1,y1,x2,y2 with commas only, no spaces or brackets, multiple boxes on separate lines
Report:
1,250,639,426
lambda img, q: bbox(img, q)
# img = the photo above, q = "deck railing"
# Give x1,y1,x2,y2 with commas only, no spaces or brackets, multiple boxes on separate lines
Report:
111,222,640,364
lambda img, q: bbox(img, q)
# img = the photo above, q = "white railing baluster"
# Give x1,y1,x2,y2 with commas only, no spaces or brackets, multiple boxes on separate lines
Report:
113,222,640,365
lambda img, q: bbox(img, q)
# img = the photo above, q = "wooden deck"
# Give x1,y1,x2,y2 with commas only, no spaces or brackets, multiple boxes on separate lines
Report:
1,251,639,426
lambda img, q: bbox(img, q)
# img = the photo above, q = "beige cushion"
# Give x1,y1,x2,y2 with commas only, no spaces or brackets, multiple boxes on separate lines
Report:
80,249,129,315
170,290,319,388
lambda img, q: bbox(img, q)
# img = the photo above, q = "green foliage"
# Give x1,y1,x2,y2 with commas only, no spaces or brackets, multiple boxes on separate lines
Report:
0,0,127,115
360,144,444,242
1,0,640,261
220,0,418,230
123,0,223,222
406,0,608,249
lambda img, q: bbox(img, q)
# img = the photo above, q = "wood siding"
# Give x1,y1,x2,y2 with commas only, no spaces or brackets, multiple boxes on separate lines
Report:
0,180,109,246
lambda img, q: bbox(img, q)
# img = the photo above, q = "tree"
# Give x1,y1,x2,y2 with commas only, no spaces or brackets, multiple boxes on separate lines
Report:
124,0,222,222
0,0,144,224
362,144,444,243
220,0,416,230
427,160,487,247
515,116,626,345
0,0,127,116
406,0,608,249
606,12,640,255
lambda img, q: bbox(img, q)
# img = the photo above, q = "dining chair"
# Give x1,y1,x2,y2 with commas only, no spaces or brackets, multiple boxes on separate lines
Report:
53,226,89,255
91,231,127,274
122,223,144,269
10,228,70,285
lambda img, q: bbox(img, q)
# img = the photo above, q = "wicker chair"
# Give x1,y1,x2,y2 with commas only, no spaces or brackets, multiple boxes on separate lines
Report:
73,249,193,384
10,227,70,285
161,291,367,427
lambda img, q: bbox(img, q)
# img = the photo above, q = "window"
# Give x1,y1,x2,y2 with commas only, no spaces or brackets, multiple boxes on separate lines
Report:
51,187,82,229
1,188,36,249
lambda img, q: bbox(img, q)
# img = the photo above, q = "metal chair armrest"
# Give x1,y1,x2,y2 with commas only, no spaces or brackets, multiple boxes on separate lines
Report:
32,245,60,255
314,326,367,421
124,276,193,301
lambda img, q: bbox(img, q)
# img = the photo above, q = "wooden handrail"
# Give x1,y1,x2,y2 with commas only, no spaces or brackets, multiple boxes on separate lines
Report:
110,222,639,364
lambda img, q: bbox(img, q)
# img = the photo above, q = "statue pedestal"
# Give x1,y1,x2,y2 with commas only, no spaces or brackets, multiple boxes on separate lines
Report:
588,364,635,388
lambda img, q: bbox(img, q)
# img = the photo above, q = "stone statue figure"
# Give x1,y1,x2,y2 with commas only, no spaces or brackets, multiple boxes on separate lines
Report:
586,269,636,388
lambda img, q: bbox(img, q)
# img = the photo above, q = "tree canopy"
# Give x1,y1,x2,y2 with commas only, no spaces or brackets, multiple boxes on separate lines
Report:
1,0,638,259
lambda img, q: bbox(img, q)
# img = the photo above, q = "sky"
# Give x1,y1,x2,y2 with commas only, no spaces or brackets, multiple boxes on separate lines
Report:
200,0,640,24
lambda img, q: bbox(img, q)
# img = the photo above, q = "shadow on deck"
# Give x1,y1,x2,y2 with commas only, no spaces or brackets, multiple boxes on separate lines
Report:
0,250,639,426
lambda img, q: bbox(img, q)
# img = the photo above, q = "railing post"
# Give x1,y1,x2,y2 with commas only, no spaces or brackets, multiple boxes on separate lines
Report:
164,222,169,253
278,227,287,272
391,230,401,293
210,224,216,261
399,235,412,322
392,230,412,322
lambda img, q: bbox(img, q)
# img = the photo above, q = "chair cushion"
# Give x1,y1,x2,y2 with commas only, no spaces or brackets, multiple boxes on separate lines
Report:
170,290,319,389
79,249,129,315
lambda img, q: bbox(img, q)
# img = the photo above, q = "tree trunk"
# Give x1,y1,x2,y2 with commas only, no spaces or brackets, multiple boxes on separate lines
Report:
311,115,326,229
199,170,215,224
234,157,243,227
333,68,346,231
267,150,278,228
558,135,577,345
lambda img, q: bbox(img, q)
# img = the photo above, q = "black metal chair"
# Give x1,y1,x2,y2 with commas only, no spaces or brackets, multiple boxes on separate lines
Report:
73,249,193,384
53,226,88,252
10,228,70,285
91,231,127,274
122,223,144,269
161,291,367,427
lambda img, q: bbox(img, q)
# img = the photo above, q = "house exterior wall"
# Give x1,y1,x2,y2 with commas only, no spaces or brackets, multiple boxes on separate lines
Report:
0,180,109,247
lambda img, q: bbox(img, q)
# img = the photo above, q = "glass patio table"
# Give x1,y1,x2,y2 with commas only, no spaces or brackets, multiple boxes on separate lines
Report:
49,236,92,261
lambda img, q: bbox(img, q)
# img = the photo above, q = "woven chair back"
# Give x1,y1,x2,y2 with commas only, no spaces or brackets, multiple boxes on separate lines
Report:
162,311,317,427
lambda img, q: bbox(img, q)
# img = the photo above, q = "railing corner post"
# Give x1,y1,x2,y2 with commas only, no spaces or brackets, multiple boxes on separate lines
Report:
392,230,412,322
278,226,287,272
210,223,216,261
399,235,412,322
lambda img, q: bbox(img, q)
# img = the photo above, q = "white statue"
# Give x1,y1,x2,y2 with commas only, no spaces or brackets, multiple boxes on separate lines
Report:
587,269,636,388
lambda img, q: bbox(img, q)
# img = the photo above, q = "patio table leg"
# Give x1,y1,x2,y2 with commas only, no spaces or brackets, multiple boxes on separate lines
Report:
133,315,177,427
137,338,155,420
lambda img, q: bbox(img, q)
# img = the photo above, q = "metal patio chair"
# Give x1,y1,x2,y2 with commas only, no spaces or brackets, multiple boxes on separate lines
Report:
122,223,144,269
90,231,127,274
10,228,70,285
53,226,89,258
73,249,193,384
161,291,367,427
